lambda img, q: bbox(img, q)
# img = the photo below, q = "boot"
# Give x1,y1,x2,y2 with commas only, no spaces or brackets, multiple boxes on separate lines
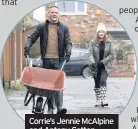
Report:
100,86,108,107
57,108,67,115
47,109,54,114
55,91,66,114
94,88,101,107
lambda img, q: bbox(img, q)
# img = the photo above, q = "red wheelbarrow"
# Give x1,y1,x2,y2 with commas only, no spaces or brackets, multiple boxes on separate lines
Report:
20,56,66,114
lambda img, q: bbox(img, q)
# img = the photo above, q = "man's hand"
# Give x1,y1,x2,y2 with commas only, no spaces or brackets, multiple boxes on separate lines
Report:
24,50,30,58
65,53,71,62
97,61,104,68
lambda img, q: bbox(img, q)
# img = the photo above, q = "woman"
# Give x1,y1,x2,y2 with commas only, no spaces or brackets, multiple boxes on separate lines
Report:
88,23,114,107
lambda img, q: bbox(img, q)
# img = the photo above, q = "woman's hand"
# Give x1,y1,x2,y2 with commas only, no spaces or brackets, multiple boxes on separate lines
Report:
97,61,104,68
89,63,97,69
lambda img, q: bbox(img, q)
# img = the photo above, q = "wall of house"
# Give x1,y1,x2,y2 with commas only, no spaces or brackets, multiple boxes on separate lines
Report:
45,4,120,43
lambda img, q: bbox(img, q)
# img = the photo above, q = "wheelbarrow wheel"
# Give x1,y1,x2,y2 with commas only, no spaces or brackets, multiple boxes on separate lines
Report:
35,97,43,112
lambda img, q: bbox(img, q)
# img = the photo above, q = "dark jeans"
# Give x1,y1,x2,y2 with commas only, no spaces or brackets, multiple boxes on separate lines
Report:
94,67,108,88
43,58,64,110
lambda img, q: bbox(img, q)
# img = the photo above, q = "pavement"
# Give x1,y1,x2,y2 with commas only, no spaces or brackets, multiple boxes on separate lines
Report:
4,76,136,120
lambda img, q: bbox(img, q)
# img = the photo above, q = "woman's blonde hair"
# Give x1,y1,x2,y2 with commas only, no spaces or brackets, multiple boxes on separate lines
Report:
94,32,107,43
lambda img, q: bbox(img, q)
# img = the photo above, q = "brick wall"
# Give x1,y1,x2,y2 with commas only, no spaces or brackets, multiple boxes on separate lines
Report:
45,3,120,43
110,53,135,77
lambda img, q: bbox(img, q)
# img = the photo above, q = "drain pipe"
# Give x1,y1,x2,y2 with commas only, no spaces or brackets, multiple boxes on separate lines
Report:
20,32,23,77
20,19,25,77
14,30,17,85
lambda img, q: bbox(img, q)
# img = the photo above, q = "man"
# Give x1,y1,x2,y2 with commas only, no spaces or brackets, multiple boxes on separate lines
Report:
24,5,72,114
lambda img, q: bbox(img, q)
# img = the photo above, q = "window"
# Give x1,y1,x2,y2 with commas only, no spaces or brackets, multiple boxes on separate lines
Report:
55,1,87,15
70,50,80,58
79,51,88,57
71,50,88,59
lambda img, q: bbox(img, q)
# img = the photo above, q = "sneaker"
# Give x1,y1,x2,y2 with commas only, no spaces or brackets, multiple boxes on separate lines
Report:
57,108,67,115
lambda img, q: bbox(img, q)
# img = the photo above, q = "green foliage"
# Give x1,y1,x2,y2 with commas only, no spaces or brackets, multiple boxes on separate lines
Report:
10,81,23,90
116,49,123,60
108,35,133,60
24,14,32,29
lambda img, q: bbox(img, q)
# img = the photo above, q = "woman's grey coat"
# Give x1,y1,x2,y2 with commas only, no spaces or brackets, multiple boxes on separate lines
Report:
88,39,114,76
